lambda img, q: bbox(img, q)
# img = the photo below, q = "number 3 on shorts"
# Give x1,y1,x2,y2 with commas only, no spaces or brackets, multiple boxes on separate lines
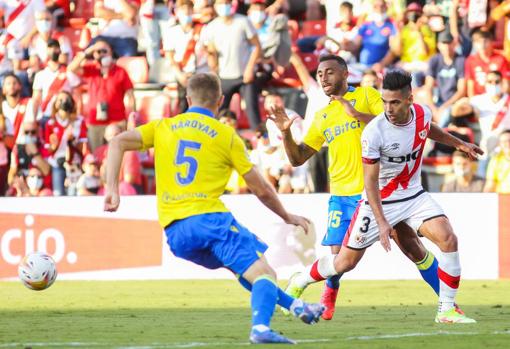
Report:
328,210,342,228
175,140,202,185
359,216,371,233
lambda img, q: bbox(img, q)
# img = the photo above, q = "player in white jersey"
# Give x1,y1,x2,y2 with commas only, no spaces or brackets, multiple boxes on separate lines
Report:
286,70,482,323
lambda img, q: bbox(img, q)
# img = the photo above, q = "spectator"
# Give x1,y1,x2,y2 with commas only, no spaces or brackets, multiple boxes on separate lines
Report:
68,40,136,151
394,2,436,87
490,0,510,61
441,150,485,192
29,10,73,73
204,0,263,129
140,0,171,67
465,29,510,97
424,28,466,126
8,166,53,197
92,0,140,57
360,69,381,90
32,39,80,121
354,0,398,72
0,0,45,49
163,0,207,113
1,73,35,146
94,123,143,193
218,109,238,129
45,0,72,28
76,154,102,196
42,91,88,196
484,129,510,193
7,120,50,192
470,70,510,177
0,111,9,195
0,16,29,97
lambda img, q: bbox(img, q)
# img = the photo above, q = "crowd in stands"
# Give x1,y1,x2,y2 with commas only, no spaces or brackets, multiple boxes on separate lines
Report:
0,0,509,197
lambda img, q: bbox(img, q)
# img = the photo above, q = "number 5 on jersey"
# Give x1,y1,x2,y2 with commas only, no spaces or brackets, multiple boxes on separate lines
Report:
175,140,202,185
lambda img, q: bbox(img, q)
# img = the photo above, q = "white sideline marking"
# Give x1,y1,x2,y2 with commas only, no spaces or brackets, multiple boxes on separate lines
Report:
346,330,510,341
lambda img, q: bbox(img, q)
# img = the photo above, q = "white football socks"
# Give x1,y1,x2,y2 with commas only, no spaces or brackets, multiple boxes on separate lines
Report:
437,251,461,313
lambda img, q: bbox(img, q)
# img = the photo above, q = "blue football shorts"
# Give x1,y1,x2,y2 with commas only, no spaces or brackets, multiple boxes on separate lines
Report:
322,194,362,246
164,212,268,275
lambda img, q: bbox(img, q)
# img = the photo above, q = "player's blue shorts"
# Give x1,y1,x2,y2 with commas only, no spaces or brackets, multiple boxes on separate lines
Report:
164,212,268,275
322,194,362,246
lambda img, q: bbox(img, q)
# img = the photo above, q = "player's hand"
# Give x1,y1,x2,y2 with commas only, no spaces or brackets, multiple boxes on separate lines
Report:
457,141,484,160
104,190,120,212
378,220,393,252
285,214,311,234
331,96,358,118
267,105,299,132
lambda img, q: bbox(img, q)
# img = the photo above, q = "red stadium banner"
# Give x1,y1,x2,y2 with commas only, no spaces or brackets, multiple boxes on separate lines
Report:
0,213,163,278
499,195,510,279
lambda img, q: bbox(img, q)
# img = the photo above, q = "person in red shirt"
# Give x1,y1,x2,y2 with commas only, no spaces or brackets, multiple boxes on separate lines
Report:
67,39,136,151
465,29,510,97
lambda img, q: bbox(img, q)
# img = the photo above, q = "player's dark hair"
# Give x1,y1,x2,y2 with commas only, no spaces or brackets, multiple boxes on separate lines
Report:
382,70,412,94
187,73,222,108
319,54,348,71
340,1,353,11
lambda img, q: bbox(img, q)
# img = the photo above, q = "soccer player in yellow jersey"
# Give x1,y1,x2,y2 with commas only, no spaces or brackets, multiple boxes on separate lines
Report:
271,55,442,320
103,73,326,344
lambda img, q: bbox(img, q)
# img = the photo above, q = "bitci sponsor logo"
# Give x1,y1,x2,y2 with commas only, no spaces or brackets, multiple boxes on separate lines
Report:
0,213,163,278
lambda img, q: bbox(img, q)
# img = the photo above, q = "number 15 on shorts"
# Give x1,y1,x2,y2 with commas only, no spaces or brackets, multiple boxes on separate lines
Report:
328,210,342,228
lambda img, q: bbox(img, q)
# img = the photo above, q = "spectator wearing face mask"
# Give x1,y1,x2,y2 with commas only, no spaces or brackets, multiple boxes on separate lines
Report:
163,0,208,113
465,29,510,98
42,91,87,196
484,129,510,193
203,0,263,130
0,0,46,51
441,150,485,192
8,167,53,197
0,73,36,147
354,0,398,73
76,154,102,196
28,10,73,73
7,120,50,193
31,39,80,121
470,70,510,177
92,0,141,57
68,40,136,151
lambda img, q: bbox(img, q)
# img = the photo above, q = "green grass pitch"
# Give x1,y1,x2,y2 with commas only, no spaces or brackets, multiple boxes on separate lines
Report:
1,280,509,348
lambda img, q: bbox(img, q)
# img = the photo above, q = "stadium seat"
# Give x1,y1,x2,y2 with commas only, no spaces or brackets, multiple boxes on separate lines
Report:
60,27,83,56
298,52,319,72
72,0,95,19
138,94,172,123
116,56,149,84
301,20,326,37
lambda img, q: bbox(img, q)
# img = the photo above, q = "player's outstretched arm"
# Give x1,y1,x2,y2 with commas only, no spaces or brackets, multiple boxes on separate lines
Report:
104,130,144,212
267,105,317,166
243,167,310,233
363,161,393,252
428,123,484,160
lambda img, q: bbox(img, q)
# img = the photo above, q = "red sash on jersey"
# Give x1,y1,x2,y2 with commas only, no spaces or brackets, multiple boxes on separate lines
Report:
40,67,68,113
5,0,30,28
0,33,15,62
179,24,203,71
12,98,30,142
380,104,430,199
492,95,510,130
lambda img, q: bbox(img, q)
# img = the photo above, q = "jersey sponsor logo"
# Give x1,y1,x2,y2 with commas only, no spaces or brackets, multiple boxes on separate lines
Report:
349,99,356,107
419,129,427,140
323,120,362,143
387,149,421,163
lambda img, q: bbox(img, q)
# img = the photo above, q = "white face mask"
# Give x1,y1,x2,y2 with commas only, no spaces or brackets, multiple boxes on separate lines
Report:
249,10,266,25
486,84,502,97
177,12,193,26
101,55,113,67
36,19,52,33
371,13,387,23
453,167,470,178
27,176,43,191
214,4,232,17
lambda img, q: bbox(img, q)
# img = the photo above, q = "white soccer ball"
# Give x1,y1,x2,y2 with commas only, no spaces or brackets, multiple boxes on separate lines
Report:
18,252,58,291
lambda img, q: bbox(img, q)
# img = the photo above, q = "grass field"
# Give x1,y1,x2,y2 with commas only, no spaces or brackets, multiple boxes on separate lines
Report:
1,279,509,349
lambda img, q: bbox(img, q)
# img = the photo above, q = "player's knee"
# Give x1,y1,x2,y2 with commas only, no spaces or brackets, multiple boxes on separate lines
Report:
442,232,458,252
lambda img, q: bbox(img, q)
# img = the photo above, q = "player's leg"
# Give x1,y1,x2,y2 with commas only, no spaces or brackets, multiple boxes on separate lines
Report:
392,222,439,295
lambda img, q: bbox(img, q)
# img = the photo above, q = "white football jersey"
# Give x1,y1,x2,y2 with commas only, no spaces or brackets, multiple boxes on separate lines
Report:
361,103,432,202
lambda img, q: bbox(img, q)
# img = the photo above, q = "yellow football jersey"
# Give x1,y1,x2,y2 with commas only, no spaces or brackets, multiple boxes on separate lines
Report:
137,107,253,227
303,86,383,196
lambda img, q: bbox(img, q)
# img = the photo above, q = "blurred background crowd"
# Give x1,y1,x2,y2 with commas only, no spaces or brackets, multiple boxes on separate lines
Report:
1,0,509,197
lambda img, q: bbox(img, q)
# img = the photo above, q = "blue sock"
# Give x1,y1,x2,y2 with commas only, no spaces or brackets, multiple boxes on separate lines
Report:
325,274,341,289
251,276,278,327
416,251,440,295
238,275,294,310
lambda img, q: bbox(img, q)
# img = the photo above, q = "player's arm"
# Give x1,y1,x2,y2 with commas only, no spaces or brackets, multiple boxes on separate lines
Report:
363,160,393,252
330,96,376,124
266,105,317,166
243,168,310,232
104,130,144,212
427,123,483,160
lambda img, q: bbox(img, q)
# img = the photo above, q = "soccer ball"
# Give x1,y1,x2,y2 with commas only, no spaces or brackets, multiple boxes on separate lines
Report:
18,252,58,291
